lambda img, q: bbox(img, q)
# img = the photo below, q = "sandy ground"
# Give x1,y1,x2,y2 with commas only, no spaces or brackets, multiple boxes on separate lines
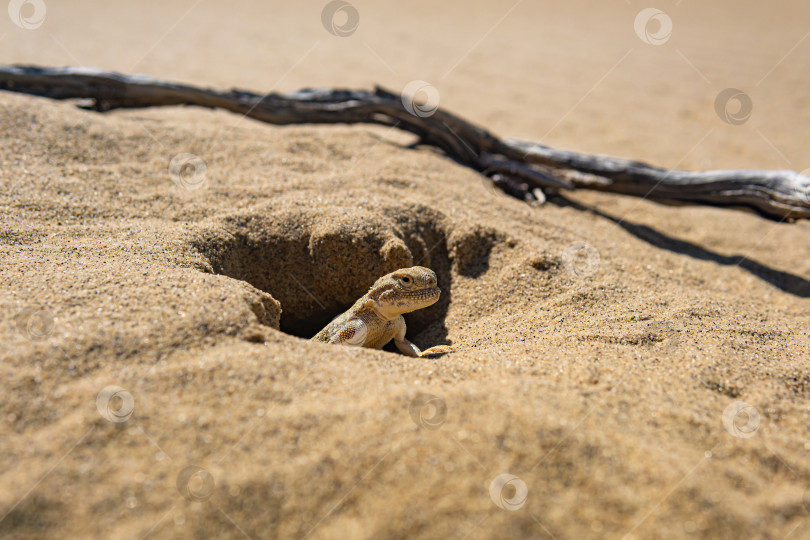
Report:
2,1,810,539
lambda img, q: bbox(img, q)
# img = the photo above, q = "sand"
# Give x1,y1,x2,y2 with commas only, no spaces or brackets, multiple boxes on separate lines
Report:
2,1,810,538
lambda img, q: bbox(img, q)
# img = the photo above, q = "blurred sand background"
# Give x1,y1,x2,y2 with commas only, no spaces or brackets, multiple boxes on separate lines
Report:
1,0,810,538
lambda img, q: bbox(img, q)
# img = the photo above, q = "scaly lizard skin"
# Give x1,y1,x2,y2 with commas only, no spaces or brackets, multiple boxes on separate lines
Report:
311,266,453,357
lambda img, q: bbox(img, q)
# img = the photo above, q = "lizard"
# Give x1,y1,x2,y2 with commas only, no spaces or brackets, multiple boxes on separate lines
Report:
311,266,453,357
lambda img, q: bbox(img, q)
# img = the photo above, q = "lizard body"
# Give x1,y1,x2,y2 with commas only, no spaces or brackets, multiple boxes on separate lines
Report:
311,266,453,357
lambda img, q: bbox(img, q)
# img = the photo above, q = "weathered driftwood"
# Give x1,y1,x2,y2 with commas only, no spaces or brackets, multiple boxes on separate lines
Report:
1,65,808,221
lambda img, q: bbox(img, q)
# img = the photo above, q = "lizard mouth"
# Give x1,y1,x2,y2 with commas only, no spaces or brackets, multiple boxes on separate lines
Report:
403,287,441,303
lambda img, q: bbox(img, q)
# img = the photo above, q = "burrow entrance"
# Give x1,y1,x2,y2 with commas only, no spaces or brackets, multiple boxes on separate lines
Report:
187,202,502,342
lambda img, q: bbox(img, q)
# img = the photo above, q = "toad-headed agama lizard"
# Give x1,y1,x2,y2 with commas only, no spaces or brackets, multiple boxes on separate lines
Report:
311,266,453,357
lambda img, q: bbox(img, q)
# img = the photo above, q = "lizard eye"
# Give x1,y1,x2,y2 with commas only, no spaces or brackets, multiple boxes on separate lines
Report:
400,276,411,284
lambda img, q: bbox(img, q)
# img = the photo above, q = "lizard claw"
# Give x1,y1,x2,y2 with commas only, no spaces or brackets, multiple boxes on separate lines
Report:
417,345,454,357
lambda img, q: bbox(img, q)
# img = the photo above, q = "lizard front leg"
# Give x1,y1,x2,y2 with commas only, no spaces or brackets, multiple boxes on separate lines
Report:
392,316,453,357
328,316,369,347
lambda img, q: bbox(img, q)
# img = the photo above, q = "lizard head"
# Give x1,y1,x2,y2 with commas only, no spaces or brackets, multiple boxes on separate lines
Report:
368,266,441,319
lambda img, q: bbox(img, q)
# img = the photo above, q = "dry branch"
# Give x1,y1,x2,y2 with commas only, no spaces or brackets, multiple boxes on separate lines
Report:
1,65,808,221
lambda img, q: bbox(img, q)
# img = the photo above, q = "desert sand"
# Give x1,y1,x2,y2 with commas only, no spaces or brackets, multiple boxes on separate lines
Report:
1,1,809,539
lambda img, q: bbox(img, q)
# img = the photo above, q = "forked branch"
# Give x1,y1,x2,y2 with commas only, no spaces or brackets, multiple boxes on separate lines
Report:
1,65,808,221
